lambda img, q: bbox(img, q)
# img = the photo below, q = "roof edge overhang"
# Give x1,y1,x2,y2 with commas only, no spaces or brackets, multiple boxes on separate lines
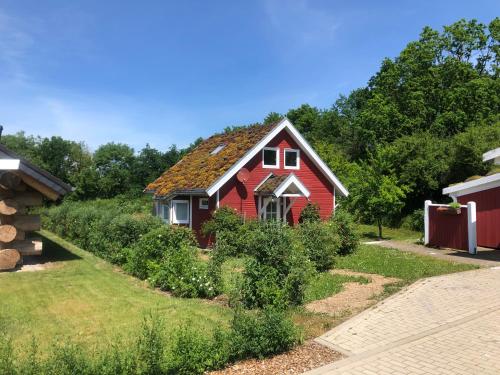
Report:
206,118,349,197
443,173,500,197
0,145,73,200
152,188,208,200
483,147,500,164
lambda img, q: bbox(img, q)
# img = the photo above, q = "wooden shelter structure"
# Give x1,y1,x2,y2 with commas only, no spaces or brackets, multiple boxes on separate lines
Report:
0,144,72,270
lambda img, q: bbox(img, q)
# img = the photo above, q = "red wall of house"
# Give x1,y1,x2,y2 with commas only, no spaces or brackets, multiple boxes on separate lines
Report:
191,195,217,248
458,186,500,249
428,206,469,251
218,129,334,224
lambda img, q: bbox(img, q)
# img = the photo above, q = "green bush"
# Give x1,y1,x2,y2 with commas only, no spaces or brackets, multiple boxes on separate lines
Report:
125,226,196,279
202,206,245,255
330,210,359,255
230,307,300,360
401,209,425,232
297,221,339,271
167,326,230,375
298,202,321,223
238,221,313,308
149,245,220,298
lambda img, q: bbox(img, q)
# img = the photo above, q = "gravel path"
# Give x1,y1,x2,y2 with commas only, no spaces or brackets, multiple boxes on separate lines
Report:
305,270,400,316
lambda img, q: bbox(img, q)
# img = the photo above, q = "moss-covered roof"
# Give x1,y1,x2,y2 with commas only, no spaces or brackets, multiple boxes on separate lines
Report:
145,123,276,197
255,174,289,194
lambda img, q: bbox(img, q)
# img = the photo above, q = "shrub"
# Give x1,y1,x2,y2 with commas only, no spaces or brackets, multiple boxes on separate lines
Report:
230,307,300,360
330,209,359,255
149,245,218,298
124,225,195,279
298,202,321,223
202,206,245,255
401,209,425,232
167,325,230,375
297,221,339,271
238,221,313,308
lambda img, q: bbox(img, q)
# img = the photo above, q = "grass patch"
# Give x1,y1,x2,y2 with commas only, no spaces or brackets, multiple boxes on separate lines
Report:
304,273,369,303
336,244,477,283
0,230,231,354
357,224,421,242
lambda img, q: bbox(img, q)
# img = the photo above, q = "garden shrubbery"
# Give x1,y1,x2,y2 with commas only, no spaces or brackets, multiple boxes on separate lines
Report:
0,310,300,375
43,199,222,299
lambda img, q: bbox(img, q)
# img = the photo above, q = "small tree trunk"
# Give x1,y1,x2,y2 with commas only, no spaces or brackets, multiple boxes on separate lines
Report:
378,219,383,240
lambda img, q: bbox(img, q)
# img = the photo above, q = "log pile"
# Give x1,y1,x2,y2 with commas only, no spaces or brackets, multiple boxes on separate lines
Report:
0,172,44,271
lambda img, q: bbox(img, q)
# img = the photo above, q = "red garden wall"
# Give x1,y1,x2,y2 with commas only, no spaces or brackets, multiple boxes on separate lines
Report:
428,205,469,251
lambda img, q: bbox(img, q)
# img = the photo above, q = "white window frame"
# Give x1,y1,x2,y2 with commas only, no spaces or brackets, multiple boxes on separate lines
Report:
262,147,279,168
199,197,209,209
263,197,281,221
284,148,300,170
172,200,190,224
161,202,170,223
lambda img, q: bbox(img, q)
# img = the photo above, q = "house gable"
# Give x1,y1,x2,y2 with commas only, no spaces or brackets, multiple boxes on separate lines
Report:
218,128,336,222
206,118,348,197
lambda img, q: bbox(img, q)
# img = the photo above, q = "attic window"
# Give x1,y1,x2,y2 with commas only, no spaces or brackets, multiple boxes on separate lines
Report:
210,144,226,155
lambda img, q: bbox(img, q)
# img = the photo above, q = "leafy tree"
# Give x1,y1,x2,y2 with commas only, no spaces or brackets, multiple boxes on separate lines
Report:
94,143,135,198
348,158,408,239
263,112,283,125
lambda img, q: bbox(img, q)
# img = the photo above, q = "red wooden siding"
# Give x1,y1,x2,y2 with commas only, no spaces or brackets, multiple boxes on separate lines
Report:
428,206,469,251
458,186,500,249
218,129,334,224
191,196,216,248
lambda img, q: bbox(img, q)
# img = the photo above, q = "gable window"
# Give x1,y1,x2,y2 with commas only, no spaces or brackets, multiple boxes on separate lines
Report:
284,149,300,169
172,200,189,224
199,197,209,209
263,147,279,168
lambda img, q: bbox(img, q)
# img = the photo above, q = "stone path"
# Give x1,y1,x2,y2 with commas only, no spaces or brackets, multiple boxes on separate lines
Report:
365,240,500,267
306,268,500,375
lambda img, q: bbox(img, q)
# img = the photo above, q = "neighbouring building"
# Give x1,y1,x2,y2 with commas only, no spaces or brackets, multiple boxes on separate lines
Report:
145,118,348,247
424,147,500,253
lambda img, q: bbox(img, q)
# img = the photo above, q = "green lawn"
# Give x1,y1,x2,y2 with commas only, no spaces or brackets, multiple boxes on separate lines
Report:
1,230,478,354
0,230,231,353
336,244,477,283
356,224,422,242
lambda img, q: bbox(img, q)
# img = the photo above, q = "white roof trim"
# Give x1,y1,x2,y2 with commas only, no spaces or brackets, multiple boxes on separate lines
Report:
274,174,310,198
253,172,274,192
443,173,500,197
483,148,500,162
0,159,20,170
206,118,349,197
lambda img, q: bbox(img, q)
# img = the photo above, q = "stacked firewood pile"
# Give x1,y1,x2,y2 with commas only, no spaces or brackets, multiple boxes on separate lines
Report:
0,172,43,271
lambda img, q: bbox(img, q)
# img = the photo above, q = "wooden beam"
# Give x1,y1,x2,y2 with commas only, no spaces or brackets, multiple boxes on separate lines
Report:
17,171,60,201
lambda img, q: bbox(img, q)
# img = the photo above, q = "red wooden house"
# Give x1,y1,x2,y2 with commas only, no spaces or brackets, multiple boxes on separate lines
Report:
145,118,348,247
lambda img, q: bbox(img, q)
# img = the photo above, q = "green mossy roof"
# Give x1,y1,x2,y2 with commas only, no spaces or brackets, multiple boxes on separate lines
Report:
146,123,276,197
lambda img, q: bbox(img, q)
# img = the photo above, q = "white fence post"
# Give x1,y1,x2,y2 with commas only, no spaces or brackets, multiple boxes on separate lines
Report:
467,201,477,255
424,200,431,245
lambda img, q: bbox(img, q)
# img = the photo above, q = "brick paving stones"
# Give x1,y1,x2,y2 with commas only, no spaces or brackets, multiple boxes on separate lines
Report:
306,268,500,375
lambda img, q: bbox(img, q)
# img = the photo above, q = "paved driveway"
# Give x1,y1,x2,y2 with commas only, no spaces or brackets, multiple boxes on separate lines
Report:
307,267,500,375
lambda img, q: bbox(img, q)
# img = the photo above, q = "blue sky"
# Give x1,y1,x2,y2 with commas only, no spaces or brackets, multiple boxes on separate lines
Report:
0,1,497,151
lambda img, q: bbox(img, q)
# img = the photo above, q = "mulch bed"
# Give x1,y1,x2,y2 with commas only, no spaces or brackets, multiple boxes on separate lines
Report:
208,341,342,375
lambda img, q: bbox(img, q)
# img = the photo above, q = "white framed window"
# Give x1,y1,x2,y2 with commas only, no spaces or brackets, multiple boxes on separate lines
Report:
284,149,300,169
263,198,280,220
172,200,189,224
199,197,209,209
161,202,170,223
262,147,279,168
